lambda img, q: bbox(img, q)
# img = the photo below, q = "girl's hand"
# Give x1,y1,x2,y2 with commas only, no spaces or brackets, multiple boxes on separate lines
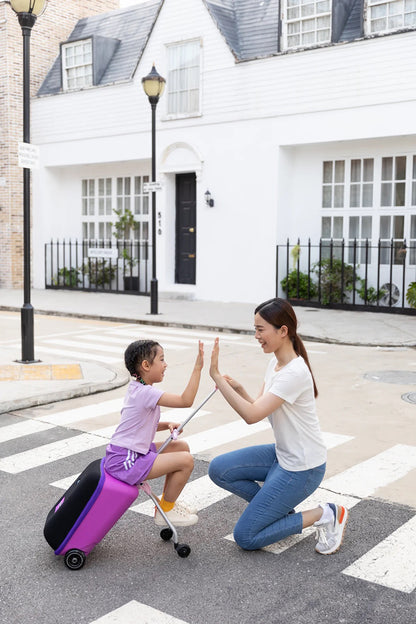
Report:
210,337,220,380
167,422,181,434
195,340,204,371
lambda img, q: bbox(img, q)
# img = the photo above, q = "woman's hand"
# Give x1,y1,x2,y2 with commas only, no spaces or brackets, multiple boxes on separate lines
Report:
195,340,204,371
210,337,221,380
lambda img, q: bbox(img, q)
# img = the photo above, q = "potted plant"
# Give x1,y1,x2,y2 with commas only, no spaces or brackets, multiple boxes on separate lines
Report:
82,259,116,289
281,270,317,300
52,266,81,288
356,278,386,305
112,208,139,291
313,258,356,305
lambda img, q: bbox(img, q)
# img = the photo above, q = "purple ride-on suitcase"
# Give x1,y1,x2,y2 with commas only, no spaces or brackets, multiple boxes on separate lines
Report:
43,458,138,569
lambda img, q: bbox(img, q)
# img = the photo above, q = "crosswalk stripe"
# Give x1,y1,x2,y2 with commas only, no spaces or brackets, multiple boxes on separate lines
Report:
130,474,231,516
0,420,55,443
88,601,189,624
43,338,125,355
322,444,416,497
39,398,123,426
24,345,121,363
0,433,106,473
225,489,360,554
108,326,242,340
342,515,416,593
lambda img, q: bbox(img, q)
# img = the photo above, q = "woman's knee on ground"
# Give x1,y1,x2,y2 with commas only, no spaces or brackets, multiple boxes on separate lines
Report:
233,523,257,551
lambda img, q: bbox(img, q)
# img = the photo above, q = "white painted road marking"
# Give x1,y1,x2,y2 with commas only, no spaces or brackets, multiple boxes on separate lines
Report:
322,444,416,497
130,474,231,516
342,515,416,593
0,420,55,443
0,433,106,473
39,398,123,426
89,601,189,624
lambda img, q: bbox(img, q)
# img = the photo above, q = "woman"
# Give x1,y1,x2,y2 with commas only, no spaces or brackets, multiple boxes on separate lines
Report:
208,298,348,554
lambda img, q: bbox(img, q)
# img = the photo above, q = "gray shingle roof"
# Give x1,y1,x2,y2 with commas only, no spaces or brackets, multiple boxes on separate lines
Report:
37,0,371,96
37,1,163,96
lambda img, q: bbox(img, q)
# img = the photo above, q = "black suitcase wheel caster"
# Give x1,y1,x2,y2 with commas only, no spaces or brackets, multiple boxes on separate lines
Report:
160,528,173,541
64,549,86,570
175,543,191,558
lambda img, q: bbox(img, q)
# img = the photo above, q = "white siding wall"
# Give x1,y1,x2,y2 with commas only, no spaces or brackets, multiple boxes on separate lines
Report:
31,0,416,302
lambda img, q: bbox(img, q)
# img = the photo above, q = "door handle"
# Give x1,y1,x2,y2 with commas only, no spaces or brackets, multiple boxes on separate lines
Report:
189,227,195,233
188,254,195,258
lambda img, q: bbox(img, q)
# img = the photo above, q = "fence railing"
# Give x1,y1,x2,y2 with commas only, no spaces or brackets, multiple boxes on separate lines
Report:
276,239,416,314
45,239,151,295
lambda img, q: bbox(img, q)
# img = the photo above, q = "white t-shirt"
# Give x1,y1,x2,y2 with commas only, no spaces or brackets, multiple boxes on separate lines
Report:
264,356,327,471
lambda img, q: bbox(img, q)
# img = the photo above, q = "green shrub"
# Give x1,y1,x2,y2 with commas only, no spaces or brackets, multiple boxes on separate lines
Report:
53,267,81,288
406,282,416,308
82,260,116,288
281,270,317,300
313,258,356,305
356,278,386,304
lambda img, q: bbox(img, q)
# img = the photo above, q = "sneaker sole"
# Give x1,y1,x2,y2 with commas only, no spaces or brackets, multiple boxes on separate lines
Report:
315,507,349,555
154,517,199,527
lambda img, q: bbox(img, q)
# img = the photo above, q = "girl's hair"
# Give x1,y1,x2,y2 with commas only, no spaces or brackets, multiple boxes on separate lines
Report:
124,340,161,377
255,298,318,397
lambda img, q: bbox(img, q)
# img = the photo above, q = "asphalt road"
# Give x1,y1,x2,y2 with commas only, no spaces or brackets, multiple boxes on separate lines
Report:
0,316,415,623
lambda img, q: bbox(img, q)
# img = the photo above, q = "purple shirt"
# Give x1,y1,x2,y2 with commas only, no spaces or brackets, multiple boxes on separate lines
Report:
109,381,164,454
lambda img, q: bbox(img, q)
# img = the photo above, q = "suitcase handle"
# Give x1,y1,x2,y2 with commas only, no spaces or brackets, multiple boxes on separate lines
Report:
157,388,217,455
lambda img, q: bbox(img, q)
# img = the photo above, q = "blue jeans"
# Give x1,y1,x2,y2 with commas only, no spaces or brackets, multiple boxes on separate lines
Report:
208,444,326,550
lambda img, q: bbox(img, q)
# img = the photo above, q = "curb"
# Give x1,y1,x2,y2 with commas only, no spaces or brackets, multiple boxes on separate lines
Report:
0,363,130,415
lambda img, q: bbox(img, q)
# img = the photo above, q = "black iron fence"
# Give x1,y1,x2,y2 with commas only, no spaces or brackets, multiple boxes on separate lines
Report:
276,239,416,314
45,239,151,295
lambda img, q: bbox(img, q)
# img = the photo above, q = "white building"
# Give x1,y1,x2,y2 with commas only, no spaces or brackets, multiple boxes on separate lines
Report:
32,0,416,306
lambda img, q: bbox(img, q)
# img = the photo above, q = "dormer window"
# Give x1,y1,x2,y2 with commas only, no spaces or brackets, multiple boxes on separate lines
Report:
282,0,332,49
367,0,416,34
62,39,93,91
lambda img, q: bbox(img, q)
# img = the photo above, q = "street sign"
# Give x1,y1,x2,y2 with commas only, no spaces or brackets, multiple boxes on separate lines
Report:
18,142,40,169
87,248,118,259
143,181,162,193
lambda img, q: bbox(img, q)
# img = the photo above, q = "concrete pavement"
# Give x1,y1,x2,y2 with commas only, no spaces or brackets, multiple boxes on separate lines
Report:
0,288,415,413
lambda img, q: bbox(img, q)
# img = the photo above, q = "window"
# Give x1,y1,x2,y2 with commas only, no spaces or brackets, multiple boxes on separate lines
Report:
348,216,373,262
367,0,416,34
321,215,343,259
167,40,200,116
62,40,93,90
381,156,406,207
350,159,374,208
322,160,345,208
82,176,150,243
410,215,416,264
379,214,405,264
282,0,331,49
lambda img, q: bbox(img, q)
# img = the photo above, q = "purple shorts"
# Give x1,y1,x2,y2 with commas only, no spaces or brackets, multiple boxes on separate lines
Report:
104,443,158,485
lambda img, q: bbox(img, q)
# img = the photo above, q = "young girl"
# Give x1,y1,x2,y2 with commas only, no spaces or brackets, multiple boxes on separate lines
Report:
105,339,203,527
208,298,349,554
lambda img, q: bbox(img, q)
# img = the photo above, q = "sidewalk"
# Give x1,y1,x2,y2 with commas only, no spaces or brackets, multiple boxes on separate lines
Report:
0,288,415,414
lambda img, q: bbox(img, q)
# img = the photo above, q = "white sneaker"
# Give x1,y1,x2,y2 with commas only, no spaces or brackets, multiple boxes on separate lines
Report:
154,505,198,527
175,500,198,515
314,503,349,555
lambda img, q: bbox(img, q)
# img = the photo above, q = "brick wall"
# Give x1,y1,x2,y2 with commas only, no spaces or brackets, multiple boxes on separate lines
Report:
0,0,118,289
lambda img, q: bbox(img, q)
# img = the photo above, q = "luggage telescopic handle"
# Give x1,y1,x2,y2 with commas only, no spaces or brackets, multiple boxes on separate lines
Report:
157,388,217,455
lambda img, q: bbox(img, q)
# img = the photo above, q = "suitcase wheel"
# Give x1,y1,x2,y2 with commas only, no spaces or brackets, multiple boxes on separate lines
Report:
64,549,86,570
175,543,191,558
160,528,173,541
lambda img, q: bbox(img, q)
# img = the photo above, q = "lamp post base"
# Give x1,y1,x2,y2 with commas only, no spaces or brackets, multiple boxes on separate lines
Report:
18,303,39,363
149,278,159,315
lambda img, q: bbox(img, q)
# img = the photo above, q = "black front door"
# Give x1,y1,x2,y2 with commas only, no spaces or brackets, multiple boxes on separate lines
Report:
175,173,196,284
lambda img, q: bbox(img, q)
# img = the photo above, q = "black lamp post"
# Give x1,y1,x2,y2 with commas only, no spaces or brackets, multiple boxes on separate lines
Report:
141,64,165,315
10,0,47,362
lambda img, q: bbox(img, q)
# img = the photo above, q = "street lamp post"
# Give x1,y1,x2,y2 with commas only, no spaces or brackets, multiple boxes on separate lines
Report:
141,64,165,315
9,0,47,362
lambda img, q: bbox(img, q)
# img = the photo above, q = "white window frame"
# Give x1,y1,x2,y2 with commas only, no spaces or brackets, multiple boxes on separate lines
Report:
281,0,332,50
62,39,93,91
82,176,150,244
366,0,416,35
166,39,201,118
